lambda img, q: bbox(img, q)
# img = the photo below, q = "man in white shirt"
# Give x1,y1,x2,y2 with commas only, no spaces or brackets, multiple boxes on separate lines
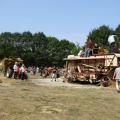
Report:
113,64,120,92
13,62,18,79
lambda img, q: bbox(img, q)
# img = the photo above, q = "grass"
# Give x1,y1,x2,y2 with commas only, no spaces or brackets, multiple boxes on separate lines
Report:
0,74,120,120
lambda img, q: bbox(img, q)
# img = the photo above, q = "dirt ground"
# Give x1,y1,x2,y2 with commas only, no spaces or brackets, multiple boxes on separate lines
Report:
0,73,120,120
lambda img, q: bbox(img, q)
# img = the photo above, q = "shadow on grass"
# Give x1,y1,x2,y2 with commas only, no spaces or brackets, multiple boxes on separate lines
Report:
71,80,99,86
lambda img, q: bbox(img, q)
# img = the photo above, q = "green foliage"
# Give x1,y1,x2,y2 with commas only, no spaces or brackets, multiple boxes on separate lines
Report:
1,24,120,67
88,25,114,48
115,24,120,38
46,37,77,67
0,32,77,67
114,25,120,50
72,42,81,55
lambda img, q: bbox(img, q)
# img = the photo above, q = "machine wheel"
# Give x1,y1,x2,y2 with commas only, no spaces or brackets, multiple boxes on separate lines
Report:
100,76,111,87
68,77,73,83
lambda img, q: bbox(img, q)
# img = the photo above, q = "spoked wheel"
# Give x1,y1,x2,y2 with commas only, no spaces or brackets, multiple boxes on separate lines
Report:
100,76,111,87
68,77,73,83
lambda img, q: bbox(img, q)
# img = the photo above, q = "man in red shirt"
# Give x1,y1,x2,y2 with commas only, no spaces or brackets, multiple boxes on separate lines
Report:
84,39,93,57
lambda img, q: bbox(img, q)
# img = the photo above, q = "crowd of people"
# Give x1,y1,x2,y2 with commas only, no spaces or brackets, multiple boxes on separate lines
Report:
27,66,64,81
6,62,28,80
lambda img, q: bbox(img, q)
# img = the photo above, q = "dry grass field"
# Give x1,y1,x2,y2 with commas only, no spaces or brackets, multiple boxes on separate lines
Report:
0,74,120,120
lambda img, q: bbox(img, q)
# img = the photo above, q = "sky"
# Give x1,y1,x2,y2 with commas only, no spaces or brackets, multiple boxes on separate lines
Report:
0,0,120,46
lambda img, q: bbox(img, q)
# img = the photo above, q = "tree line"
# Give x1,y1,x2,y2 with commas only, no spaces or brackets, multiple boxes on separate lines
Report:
0,24,120,67
87,24,120,51
0,32,80,67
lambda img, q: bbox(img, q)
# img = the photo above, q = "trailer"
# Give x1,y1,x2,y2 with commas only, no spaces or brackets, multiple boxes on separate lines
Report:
64,53,120,86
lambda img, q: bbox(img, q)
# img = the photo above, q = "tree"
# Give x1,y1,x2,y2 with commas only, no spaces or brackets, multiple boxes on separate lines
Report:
46,37,77,67
47,37,60,66
115,25,120,50
33,32,48,66
72,42,81,55
0,32,15,57
88,25,114,49
33,32,48,50
57,39,77,66
115,24,120,38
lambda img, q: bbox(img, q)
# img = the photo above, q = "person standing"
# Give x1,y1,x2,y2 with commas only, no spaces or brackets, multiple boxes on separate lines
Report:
93,43,99,55
52,69,57,81
20,64,25,80
17,64,21,79
32,66,36,75
113,64,120,92
13,62,18,79
84,39,93,57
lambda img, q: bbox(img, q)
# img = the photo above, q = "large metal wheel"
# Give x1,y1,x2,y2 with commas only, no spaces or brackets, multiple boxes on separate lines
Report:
100,76,111,87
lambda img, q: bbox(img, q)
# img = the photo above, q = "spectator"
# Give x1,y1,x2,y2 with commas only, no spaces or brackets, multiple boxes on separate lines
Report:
113,63,120,92
17,64,21,79
33,66,36,75
13,62,18,79
36,67,39,73
51,69,57,81
20,64,26,80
